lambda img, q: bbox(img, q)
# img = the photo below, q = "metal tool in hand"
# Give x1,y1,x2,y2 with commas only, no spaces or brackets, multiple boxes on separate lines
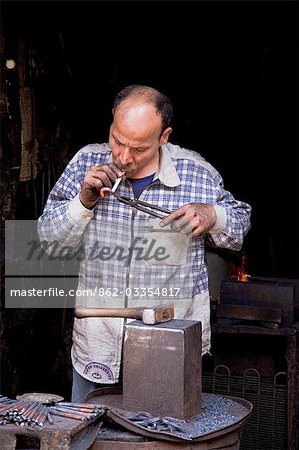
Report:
100,176,172,219
110,192,172,219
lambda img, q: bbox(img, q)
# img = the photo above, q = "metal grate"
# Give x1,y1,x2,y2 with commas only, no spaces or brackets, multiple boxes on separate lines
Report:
202,366,287,450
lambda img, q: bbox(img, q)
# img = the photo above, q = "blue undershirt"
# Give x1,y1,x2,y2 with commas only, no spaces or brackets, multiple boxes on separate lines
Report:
127,173,155,199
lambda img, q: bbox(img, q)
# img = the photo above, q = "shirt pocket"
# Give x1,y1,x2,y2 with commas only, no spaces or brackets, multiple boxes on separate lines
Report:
145,218,189,266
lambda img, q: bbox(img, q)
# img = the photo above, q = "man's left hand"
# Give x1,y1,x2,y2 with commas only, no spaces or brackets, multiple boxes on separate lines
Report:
160,203,217,238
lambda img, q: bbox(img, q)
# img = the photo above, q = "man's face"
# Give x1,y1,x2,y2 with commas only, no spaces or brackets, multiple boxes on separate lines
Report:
109,99,171,178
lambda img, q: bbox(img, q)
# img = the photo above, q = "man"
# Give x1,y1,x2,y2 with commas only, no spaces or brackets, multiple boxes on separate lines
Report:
38,85,251,401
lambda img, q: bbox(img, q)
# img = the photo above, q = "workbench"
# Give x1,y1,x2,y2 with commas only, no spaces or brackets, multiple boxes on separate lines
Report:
0,413,102,450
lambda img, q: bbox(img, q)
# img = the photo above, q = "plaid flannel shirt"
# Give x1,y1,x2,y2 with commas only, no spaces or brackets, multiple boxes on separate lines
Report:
38,142,251,382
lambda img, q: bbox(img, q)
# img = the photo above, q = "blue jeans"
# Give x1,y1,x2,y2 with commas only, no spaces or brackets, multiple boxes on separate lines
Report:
71,368,106,403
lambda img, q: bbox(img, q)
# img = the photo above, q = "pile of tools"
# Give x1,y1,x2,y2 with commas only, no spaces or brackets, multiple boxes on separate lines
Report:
0,395,104,428
49,402,104,422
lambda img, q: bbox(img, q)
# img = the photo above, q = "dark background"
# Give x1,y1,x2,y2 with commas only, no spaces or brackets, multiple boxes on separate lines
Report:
1,0,298,399
2,0,298,277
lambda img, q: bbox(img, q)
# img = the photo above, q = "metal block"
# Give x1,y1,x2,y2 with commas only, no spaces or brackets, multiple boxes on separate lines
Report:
123,319,202,419
220,280,295,326
216,303,282,326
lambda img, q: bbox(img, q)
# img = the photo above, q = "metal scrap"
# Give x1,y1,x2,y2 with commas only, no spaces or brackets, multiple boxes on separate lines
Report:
122,394,252,441
126,411,192,438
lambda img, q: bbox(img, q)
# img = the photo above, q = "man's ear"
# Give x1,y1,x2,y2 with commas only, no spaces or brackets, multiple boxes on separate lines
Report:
160,127,172,145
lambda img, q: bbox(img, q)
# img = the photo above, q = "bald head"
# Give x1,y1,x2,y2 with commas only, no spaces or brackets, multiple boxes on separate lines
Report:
114,99,163,142
113,85,173,134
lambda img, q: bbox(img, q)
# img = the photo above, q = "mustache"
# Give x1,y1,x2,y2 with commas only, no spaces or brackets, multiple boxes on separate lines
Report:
116,163,134,172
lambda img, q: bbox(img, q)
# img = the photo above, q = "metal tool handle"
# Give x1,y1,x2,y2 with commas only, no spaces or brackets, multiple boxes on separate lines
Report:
131,198,172,214
127,203,166,219
75,306,143,319
112,193,171,219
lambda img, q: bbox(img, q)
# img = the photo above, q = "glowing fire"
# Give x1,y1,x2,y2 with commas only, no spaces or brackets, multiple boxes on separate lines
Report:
227,254,249,282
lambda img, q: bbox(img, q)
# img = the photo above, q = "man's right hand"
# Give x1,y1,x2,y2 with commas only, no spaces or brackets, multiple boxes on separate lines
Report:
79,163,124,209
